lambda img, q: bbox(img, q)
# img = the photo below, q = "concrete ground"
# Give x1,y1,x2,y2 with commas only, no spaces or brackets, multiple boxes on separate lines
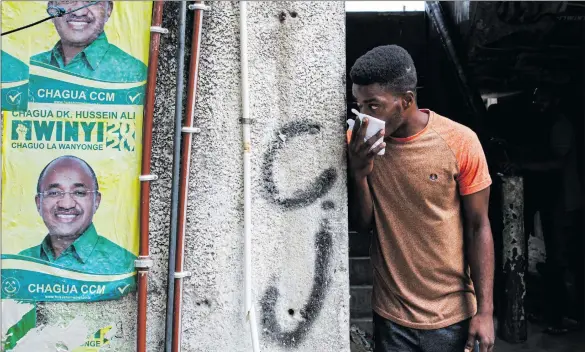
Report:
496,323,584,352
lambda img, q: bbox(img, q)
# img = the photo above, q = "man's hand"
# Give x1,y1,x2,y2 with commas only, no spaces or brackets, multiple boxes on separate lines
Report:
465,312,495,352
347,117,385,180
347,117,382,232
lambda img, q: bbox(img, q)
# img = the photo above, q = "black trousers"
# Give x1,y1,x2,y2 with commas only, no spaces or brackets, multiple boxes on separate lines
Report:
373,313,479,352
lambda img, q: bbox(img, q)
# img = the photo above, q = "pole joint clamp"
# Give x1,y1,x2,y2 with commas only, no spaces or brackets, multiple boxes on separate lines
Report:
189,3,210,11
150,26,169,34
135,256,154,272
182,127,201,134
174,271,192,279
139,174,159,182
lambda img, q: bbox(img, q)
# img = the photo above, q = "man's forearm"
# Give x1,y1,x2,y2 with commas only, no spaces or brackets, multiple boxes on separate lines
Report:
349,176,374,233
467,223,495,314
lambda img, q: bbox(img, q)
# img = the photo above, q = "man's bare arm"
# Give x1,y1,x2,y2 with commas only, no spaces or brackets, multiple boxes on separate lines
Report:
462,187,495,352
462,187,494,315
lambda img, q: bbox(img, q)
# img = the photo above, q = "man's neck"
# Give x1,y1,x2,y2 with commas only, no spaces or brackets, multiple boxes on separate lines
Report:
392,108,429,139
49,234,80,259
60,44,86,66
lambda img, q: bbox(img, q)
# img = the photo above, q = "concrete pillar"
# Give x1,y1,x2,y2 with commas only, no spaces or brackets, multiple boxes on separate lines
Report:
150,2,349,351
499,175,527,343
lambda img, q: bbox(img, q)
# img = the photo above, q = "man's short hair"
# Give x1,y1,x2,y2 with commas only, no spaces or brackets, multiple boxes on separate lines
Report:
350,45,418,94
36,155,99,193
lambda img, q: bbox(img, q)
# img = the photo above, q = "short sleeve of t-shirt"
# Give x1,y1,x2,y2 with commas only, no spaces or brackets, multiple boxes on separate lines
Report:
450,130,492,196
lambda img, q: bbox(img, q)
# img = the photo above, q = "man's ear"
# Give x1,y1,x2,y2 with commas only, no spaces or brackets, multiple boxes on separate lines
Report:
106,1,113,18
402,91,416,110
94,192,102,213
35,194,41,213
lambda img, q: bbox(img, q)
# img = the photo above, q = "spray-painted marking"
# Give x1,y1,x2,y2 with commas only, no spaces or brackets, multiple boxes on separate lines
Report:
262,121,338,210
260,219,333,347
261,121,338,347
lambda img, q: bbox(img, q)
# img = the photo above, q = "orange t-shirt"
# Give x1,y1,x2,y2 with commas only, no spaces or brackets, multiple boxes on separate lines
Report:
358,110,492,329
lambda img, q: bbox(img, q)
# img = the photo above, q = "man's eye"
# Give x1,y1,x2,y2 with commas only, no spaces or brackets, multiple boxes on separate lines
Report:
46,191,61,197
73,191,88,197
369,104,379,110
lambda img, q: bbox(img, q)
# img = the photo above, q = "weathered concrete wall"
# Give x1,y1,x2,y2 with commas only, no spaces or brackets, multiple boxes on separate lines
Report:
165,2,349,351
4,1,348,351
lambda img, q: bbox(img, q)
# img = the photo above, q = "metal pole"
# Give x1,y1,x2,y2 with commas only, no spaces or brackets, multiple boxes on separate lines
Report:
425,1,487,136
137,2,165,351
171,2,207,351
240,1,260,350
165,2,187,352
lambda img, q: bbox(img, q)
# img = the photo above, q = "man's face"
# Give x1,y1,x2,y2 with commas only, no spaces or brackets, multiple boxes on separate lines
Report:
51,1,112,48
352,83,405,136
35,159,101,239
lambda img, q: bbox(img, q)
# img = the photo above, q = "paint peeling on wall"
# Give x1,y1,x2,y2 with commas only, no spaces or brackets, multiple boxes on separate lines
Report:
6,318,116,352
10,317,89,352
2,299,36,349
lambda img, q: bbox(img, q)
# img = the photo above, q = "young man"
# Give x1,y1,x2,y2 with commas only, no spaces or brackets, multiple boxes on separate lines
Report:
347,45,495,352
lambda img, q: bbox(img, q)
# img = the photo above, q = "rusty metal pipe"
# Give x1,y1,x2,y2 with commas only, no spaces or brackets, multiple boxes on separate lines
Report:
137,2,165,352
171,2,206,352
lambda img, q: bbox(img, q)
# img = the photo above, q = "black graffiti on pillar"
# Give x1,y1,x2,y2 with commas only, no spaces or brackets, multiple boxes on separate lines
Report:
260,218,333,347
262,121,338,210
260,121,339,347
